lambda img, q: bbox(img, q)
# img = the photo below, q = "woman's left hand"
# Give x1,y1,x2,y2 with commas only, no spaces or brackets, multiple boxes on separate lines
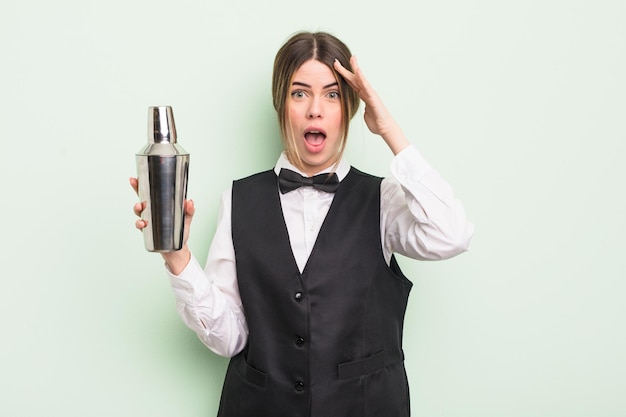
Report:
334,56,409,154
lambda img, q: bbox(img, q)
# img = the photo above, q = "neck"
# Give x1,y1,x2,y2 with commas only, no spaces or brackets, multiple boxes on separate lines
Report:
285,154,341,177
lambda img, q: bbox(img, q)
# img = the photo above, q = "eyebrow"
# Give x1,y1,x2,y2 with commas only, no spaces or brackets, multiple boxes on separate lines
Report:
292,81,339,89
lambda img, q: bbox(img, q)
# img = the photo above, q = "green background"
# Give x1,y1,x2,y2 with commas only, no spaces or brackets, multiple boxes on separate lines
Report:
2,0,625,416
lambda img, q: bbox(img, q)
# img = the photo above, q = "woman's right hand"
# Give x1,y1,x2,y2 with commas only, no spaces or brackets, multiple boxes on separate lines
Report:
129,177,194,274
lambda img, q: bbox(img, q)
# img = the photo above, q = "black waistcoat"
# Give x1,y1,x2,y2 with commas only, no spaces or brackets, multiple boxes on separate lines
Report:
219,167,413,417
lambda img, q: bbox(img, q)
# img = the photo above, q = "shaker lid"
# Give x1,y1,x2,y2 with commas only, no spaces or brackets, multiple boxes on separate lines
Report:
148,106,177,143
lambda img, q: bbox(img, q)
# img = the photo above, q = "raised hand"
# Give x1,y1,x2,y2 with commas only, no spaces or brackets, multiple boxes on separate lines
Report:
334,56,409,155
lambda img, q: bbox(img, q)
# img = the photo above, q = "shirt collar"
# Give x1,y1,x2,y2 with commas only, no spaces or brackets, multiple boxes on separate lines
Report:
273,152,351,181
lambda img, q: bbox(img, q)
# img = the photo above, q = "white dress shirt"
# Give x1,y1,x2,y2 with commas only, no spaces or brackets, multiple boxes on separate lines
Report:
167,145,474,357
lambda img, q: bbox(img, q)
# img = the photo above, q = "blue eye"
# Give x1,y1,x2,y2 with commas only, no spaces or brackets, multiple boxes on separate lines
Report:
291,90,306,99
327,91,340,99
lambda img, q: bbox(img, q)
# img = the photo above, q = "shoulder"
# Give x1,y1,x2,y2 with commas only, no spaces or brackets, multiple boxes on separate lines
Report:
339,167,385,199
349,166,383,180
348,166,384,187
233,169,275,186
232,170,277,205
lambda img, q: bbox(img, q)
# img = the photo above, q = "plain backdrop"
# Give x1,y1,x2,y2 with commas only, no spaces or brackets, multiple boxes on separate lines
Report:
1,0,625,416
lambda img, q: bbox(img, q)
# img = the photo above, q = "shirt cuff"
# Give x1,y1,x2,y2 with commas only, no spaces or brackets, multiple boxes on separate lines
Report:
390,144,433,184
167,253,213,298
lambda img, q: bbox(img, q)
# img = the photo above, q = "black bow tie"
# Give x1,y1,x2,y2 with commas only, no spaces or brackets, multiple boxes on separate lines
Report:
278,168,340,194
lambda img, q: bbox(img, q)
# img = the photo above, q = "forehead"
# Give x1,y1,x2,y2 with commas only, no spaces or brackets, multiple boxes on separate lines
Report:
292,59,335,85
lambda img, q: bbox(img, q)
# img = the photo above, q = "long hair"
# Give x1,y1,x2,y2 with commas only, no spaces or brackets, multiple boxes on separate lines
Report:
272,31,360,170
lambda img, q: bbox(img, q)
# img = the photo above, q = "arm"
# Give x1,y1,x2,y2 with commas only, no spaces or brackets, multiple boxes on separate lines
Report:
131,178,248,357
381,146,474,261
333,58,473,261
166,188,248,357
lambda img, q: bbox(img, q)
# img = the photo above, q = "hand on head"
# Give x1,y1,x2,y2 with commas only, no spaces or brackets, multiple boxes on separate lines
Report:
333,57,408,154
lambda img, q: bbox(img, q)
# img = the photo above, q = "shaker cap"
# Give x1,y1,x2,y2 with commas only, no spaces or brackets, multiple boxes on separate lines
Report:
148,106,177,143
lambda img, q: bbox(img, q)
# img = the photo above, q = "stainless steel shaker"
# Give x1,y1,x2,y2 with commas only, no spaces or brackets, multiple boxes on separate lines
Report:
136,106,189,252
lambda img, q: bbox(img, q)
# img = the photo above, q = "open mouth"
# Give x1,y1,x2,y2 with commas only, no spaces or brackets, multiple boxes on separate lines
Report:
305,130,326,145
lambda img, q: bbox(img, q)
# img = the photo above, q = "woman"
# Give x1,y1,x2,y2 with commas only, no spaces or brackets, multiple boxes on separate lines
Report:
131,31,473,417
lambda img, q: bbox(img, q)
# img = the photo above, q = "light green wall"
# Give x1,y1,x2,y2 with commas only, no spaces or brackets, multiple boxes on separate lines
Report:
2,0,625,416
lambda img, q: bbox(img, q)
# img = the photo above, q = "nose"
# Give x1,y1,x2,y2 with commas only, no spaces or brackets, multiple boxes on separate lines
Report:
307,97,322,119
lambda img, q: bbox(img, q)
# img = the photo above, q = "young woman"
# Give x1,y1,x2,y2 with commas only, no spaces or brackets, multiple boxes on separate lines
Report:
131,31,473,417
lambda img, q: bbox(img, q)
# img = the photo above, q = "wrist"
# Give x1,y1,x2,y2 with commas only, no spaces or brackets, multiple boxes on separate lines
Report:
382,125,410,155
162,245,191,275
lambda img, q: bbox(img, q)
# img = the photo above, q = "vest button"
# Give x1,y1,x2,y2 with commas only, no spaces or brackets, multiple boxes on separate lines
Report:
295,381,305,392
295,336,305,346
294,292,303,301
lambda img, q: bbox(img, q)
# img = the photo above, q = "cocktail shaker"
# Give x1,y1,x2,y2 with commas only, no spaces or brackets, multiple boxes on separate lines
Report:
136,106,189,252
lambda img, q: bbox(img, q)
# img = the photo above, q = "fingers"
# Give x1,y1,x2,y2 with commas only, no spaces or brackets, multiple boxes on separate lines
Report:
349,55,360,76
133,200,148,230
334,56,375,101
133,201,145,217
131,178,146,230
334,58,357,90
131,174,194,237
333,56,359,75
135,218,148,230
334,56,398,139
184,199,196,218
129,177,139,194
333,58,349,76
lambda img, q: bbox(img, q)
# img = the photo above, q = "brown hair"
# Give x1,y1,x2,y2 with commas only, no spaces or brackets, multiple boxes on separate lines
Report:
272,31,360,170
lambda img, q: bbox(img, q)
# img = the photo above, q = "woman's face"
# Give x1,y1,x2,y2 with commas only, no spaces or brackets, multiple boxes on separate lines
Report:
286,59,343,176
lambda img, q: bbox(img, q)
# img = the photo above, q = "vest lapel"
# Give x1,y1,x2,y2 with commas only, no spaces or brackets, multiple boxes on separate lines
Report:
301,168,361,275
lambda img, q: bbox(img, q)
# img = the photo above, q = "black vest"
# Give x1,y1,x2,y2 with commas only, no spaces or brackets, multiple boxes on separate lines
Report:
219,167,413,417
